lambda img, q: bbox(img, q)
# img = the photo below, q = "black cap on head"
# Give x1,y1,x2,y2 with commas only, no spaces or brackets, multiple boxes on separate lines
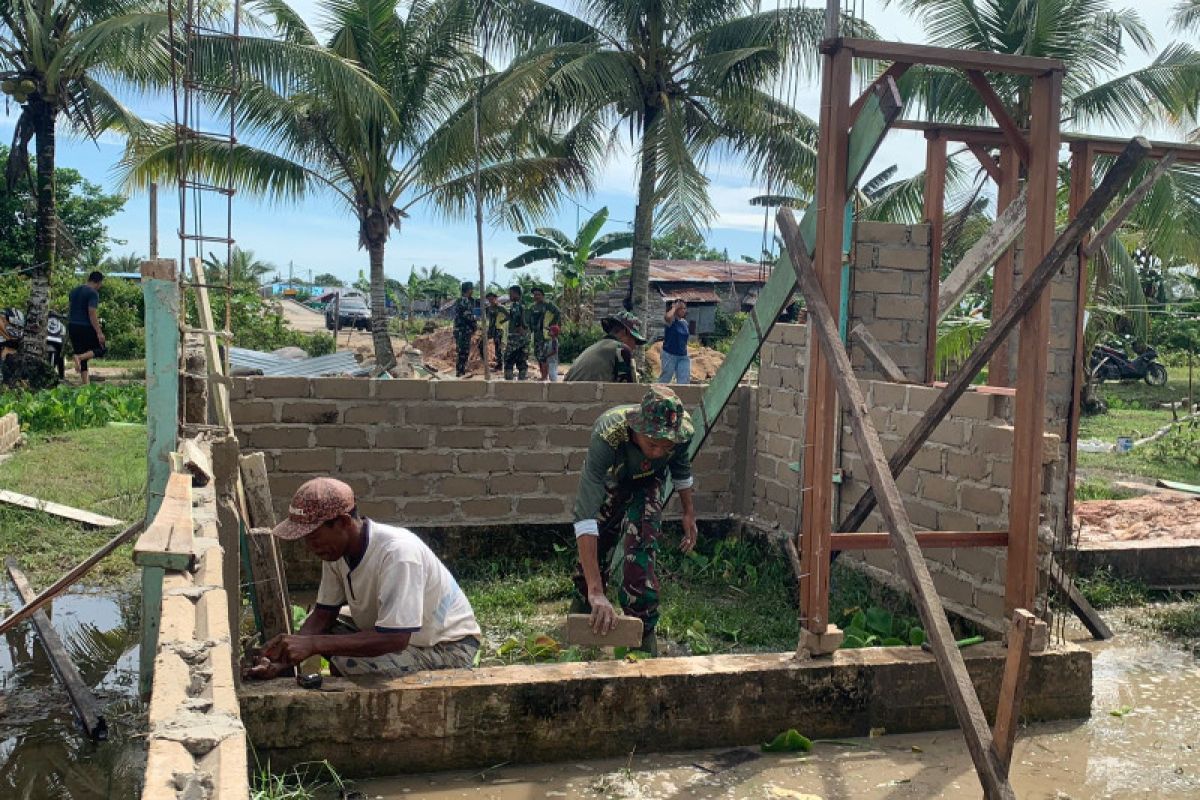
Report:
532,286,545,296
485,291,497,299
509,285,523,295
461,281,474,294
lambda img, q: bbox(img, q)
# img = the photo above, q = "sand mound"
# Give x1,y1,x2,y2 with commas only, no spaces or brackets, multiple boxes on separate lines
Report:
411,327,488,376
1075,492,1200,543
645,341,726,382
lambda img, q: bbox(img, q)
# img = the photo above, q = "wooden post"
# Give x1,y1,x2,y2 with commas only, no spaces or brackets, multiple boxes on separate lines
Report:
1064,142,1094,550
924,133,947,382
779,209,1015,800
239,452,292,641
211,436,242,680
141,259,179,522
190,257,232,432
989,147,1020,387
149,182,158,260
797,43,851,651
1006,70,1062,617
991,609,1036,773
8,559,108,740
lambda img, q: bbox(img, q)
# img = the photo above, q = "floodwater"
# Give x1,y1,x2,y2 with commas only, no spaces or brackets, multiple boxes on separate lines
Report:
0,586,145,799
357,618,1200,800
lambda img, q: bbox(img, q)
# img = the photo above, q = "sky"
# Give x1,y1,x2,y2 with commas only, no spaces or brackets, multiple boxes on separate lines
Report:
0,1,1189,287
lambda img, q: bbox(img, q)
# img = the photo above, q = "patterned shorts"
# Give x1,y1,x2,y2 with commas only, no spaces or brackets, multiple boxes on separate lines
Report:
328,617,479,677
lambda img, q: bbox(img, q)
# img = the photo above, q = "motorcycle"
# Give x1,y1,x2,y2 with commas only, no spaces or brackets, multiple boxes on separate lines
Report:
1090,342,1168,386
0,308,67,378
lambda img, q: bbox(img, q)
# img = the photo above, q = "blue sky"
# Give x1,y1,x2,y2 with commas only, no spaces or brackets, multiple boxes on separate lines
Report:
0,1,1187,287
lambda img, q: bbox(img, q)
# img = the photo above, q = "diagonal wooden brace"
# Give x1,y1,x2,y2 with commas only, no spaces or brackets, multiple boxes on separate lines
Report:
779,208,1015,800
936,187,1028,321
991,608,1037,774
838,136,1152,535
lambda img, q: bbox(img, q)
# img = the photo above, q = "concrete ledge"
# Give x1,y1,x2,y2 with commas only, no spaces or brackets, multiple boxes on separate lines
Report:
1074,539,1200,588
240,643,1091,777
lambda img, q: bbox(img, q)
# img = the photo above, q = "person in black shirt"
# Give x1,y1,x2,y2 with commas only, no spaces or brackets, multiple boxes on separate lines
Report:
67,271,106,384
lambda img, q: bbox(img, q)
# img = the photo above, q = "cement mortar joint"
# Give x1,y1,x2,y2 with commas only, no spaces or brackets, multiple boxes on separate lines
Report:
151,710,245,757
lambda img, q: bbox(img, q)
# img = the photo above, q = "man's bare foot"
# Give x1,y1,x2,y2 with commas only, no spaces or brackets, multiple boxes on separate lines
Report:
72,354,81,373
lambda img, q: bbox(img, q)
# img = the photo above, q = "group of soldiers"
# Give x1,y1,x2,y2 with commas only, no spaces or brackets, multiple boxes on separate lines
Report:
453,282,562,380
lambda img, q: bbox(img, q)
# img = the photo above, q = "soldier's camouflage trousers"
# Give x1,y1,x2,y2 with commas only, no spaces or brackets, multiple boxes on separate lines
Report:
504,332,529,380
571,477,663,629
454,328,473,376
487,330,503,367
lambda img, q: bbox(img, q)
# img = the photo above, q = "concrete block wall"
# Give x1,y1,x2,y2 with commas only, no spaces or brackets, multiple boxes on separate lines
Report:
0,412,19,453
848,221,932,383
229,378,743,529
751,324,808,532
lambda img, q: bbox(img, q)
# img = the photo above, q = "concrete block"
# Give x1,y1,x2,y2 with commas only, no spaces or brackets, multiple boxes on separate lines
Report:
462,406,515,426
409,406,461,426
457,452,510,473
433,382,489,400
248,426,310,449
516,405,573,426
280,402,341,425
493,429,543,448
516,497,568,516
920,475,958,506
277,449,336,473
316,427,370,448
954,546,1001,583
250,376,312,398
374,380,431,400
928,420,966,447
960,485,1004,516
375,477,430,496
344,405,395,424
461,497,513,518
951,392,995,420
340,450,397,472
399,453,455,474
875,296,925,320
945,451,990,481
779,324,807,345
970,423,1014,454
513,453,567,473
438,476,488,497
196,587,231,643
376,428,430,449
564,614,643,648
910,446,943,473
855,270,905,293
230,401,276,425
400,500,456,519
492,382,547,401
436,428,483,449
598,382,647,404
856,221,915,245
938,509,979,532
358,499,397,518
870,381,908,410
567,451,587,470
311,378,371,399
489,474,541,494
543,473,581,494
876,246,929,271
973,584,1007,620
547,428,592,448
1043,432,1062,464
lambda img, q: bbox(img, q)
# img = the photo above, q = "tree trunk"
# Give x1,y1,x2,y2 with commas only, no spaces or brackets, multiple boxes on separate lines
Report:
364,213,396,371
23,100,57,360
629,107,660,329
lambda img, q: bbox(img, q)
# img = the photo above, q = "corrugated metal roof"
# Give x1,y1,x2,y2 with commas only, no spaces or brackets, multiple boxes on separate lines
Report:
229,347,370,377
588,258,766,284
656,284,722,304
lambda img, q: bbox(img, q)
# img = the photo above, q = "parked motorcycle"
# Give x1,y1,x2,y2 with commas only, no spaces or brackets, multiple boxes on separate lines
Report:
0,308,67,378
1090,342,1168,386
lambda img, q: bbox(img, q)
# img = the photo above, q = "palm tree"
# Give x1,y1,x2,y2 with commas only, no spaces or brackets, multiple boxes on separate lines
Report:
202,247,276,288
125,0,594,369
0,0,166,359
484,0,870,326
504,206,632,325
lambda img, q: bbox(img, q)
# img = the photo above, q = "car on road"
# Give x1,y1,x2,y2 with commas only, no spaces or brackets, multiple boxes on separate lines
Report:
325,294,371,331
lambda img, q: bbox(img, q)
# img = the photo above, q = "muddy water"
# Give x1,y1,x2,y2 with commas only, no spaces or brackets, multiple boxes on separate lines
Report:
0,586,145,799
357,623,1200,800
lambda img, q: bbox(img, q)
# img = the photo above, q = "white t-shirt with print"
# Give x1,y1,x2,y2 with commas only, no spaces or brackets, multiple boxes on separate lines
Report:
314,520,480,648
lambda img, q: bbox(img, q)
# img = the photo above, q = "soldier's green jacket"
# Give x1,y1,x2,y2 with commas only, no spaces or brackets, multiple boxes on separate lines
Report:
453,297,477,333
528,300,560,339
506,300,528,335
563,336,636,382
485,304,506,333
572,406,694,537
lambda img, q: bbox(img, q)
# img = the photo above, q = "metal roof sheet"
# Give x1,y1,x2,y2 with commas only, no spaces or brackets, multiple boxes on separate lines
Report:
229,347,370,377
656,285,722,304
588,258,767,284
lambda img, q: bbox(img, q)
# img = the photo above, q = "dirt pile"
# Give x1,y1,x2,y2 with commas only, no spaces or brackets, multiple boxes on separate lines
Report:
645,342,726,381
411,327,488,376
1076,491,1200,542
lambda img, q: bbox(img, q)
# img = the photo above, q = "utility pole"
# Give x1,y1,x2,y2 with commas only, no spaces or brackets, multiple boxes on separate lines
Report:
149,183,158,259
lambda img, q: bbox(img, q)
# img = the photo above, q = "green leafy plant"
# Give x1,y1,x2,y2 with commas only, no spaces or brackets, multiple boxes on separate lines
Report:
0,383,145,433
762,729,813,753
839,606,926,649
494,633,583,664
1149,417,1200,471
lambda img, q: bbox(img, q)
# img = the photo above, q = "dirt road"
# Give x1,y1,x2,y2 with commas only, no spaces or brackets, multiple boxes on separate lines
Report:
278,299,328,334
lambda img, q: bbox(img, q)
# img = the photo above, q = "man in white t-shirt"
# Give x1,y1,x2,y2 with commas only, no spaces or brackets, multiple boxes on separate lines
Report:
246,478,481,679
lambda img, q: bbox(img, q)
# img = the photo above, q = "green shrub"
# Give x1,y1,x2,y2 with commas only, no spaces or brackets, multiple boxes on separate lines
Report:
558,323,605,362
708,309,748,354
0,383,146,433
1149,418,1200,471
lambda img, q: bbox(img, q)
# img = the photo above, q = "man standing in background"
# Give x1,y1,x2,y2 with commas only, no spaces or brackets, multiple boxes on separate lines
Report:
68,271,106,385
483,291,505,371
528,286,561,381
452,282,478,378
564,311,645,383
503,284,530,381
659,299,691,385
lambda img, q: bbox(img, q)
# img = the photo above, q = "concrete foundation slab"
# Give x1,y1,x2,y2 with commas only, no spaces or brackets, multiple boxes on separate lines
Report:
240,644,1091,777
1074,539,1200,589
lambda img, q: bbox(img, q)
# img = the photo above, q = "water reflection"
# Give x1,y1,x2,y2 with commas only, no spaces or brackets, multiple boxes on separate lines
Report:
0,586,145,799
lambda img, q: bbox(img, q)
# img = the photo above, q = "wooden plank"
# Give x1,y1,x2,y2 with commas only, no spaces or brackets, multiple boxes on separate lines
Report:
1063,143,1094,546
892,120,1200,163
850,323,912,383
833,37,1063,76
211,436,243,680
779,208,1014,800
138,564,164,699
1157,478,1200,495
190,257,232,432
564,614,644,648
1049,556,1113,640
936,187,1029,322
0,520,144,637
836,136,1151,537
7,559,108,740
1083,152,1178,257
141,259,179,522
239,453,291,641
923,133,947,381
990,608,1036,772
0,490,125,529
988,146,1020,387
798,45,852,639
1007,71,1061,616
832,530,1008,551
133,472,196,571
968,143,1004,184
179,438,213,487
849,62,910,124
965,71,1032,165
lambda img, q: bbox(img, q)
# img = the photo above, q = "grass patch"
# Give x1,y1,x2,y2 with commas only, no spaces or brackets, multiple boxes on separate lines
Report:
1148,601,1200,639
1096,366,1193,411
1073,567,1152,609
1078,408,1200,486
0,425,146,588
1074,477,1137,501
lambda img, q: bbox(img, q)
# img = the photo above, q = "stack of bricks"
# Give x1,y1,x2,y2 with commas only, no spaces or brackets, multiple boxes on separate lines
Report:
847,221,932,383
751,324,808,532
230,379,742,528
0,412,19,454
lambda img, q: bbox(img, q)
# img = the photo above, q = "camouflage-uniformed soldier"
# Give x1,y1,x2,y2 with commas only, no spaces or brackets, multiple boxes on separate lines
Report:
571,386,697,656
452,282,478,377
563,310,646,383
502,284,529,381
483,292,505,370
528,286,561,381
